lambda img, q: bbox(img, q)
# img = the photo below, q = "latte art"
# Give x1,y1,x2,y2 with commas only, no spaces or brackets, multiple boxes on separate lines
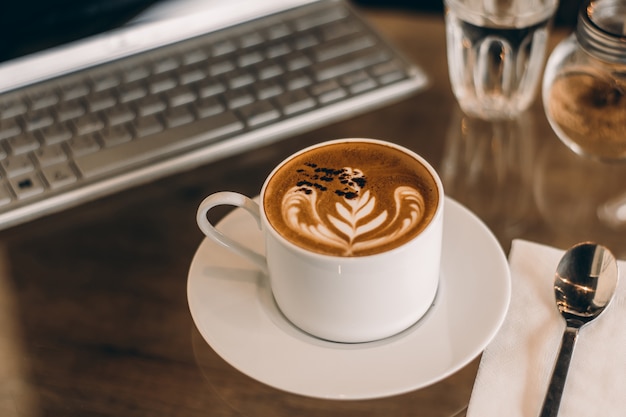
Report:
264,141,439,256
283,175,425,256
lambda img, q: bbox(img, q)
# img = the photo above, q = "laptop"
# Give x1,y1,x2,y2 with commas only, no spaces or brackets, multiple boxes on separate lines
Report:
0,0,428,229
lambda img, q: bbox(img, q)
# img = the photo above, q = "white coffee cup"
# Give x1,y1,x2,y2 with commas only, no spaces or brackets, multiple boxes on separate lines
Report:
196,138,444,343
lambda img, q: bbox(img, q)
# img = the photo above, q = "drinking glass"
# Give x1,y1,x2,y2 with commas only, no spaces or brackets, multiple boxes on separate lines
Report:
444,0,559,119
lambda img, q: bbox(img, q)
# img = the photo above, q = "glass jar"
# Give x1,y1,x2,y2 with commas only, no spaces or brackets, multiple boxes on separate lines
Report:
542,0,626,161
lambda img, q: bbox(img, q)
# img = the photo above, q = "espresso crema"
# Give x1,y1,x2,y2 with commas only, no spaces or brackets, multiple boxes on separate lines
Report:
263,141,439,256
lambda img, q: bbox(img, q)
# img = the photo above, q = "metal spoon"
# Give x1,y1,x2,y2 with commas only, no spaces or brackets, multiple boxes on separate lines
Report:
539,242,619,417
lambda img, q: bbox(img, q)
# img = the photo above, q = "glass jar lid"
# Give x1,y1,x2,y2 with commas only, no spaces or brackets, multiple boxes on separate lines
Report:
576,0,626,63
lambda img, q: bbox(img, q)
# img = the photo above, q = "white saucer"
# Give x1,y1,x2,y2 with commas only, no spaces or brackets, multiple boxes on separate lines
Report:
187,197,511,400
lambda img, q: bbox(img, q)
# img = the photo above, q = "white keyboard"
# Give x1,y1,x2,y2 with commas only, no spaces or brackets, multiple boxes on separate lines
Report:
0,0,426,229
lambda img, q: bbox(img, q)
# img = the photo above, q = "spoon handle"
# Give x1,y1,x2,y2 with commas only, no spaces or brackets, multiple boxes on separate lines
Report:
539,326,579,417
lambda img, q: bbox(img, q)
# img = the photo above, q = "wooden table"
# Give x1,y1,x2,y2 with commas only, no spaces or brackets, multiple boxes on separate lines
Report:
2,6,626,417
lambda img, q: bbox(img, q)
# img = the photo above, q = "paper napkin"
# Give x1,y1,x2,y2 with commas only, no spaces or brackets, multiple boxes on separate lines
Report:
466,239,626,417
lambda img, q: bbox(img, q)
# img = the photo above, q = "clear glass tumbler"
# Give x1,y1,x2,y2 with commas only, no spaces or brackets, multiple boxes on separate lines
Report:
542,0,626,161
444,0,559,120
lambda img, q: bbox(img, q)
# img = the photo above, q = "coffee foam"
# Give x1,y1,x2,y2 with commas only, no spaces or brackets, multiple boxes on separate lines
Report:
264,141,439,256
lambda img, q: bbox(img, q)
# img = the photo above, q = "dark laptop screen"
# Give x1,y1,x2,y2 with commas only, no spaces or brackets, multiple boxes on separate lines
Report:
0,0,162,64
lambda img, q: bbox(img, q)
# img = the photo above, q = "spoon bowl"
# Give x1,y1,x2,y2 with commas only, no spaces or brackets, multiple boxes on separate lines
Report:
540,242,619,417
554,243,618,324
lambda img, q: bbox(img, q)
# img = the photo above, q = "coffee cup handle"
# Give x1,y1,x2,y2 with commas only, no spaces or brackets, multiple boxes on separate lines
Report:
196,191,268,275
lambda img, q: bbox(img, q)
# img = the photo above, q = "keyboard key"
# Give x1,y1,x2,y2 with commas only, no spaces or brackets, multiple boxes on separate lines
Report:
195,97,224,118
103,105,136,126
255,61,284,80
285,52,312,71
122,66,150,83
179,67,206,85
237,51,264,67
224,88,255,109
313,34,375,62
266,42,291,59
72,113,104,135
378,70,405,85
208,60,236,76
164,106,194,128
29,90,60,110
212,39,236,57
0,117,21,140
134,115,163,137
191,112,242,134
239,101,280,127
320,20,360,41
340,69,369,86
266,23,291,40
118,81,148,103
240,32,264,49
153,56,179,74
311,80,347,103
100,125,133,147
294,6,347,31
42,162,77,189
41,123,73,145
0,186,12,206
75,112,244,179
10,174,45,199
68,133,101,156
34,143,68,167
313,48,389,81
254,79,284,99
349,78,377,94
149,73,178,94
285,72,312,90
24,110,54,131
56,99,86,122
91,73,121,91
182,49,208,65
8,133,40,154
311,79,341,96
165,86,197,107
0,99,27,119
341,70,378,93
60,83,90,100
371,61,407,84
198,80,226,98
275,89,316,115
136,96,167,117
293,33,318,50
228,70,255,89
86,90,116,112
2,154,35,178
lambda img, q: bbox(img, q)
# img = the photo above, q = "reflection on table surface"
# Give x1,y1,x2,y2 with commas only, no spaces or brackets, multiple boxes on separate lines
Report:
1,7,625,417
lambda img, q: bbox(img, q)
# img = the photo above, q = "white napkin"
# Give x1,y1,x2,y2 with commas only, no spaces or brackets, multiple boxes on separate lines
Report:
467,239,626,417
